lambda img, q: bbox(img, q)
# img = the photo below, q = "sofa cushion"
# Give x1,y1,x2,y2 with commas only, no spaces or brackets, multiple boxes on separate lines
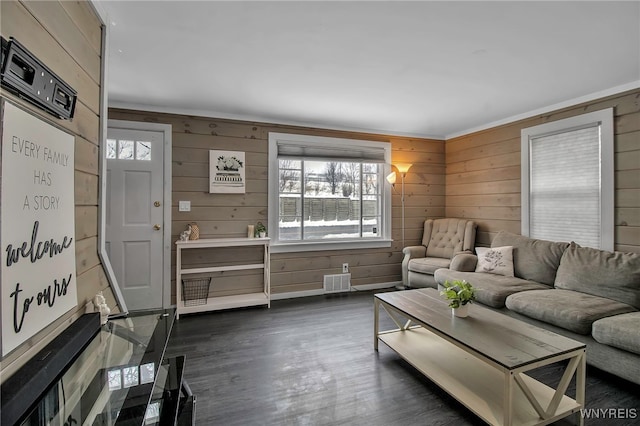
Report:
492,231,569,286
592,312,640,355
554,243,640,309
434,269,548,308
505,289,637,335
408,257,451,275
475,246,514,277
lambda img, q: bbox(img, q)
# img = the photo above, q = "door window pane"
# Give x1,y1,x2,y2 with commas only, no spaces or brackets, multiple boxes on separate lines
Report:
136,141,151,161
106,139,117,159
119,140,134,160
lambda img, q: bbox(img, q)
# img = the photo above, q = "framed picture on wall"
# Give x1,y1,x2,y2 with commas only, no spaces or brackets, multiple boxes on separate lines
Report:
209,150,245,194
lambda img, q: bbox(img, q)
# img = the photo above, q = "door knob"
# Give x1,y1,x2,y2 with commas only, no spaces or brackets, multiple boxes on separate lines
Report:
154,201,161,207
153,224,161,230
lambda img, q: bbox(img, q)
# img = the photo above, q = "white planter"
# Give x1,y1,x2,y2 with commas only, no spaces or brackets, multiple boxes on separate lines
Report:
452,304,469,318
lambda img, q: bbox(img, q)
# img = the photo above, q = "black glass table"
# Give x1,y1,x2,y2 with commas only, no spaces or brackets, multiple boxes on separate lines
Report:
6,310,194,426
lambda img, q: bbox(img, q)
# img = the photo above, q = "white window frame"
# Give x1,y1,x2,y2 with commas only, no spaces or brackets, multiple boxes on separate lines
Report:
521,108,614,251
268,132,393,253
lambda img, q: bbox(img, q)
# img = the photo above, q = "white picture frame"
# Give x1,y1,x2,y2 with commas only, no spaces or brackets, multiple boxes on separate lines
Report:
209,150,246,194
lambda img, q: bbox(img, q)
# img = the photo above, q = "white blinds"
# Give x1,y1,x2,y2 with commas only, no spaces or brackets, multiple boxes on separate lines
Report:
529,126,601,247
274,134,388,163
277,143,387,162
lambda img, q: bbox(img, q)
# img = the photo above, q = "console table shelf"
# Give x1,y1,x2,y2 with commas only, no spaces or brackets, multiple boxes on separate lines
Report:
175,237,270,319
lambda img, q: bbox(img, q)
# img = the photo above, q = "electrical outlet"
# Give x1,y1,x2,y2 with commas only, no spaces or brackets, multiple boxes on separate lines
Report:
178,200,191,212
342,263,349,273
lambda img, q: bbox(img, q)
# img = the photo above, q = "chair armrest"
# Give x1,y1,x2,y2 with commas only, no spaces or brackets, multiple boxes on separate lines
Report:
402,245,427,259
450,252,478,272
401,246,427,288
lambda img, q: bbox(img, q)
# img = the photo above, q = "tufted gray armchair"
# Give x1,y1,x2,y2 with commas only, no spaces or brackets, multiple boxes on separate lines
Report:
402,218,477,288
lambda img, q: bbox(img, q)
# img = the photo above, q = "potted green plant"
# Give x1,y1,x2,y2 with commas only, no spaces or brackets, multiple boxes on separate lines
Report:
440,279,475,317
255,222,267,238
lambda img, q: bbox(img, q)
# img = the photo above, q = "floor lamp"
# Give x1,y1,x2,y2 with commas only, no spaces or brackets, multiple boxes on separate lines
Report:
386,163,412,248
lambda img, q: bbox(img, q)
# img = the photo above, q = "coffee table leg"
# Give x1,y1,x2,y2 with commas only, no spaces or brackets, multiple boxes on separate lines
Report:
374,299,379,351
576,350,586,426
504,371,513,426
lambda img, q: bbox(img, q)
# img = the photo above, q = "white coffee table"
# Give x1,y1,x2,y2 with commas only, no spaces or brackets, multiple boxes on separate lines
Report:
374,288,586,426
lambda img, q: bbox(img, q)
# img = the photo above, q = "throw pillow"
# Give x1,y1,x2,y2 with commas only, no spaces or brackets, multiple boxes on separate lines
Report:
475,246,515,277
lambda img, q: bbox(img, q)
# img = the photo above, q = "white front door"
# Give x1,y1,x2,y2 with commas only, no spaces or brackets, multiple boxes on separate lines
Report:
106,127,165,311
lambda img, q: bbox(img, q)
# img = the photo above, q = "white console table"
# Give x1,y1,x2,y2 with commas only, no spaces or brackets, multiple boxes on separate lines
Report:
175,237,270,319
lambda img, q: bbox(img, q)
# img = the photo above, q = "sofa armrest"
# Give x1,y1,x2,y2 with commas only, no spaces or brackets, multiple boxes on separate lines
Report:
450,252,478,272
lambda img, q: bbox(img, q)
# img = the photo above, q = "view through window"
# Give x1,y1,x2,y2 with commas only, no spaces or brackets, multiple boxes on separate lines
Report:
269,133,392,251
278,159,382,241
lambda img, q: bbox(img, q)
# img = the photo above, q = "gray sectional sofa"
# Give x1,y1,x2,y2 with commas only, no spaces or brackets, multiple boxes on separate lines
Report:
434,230,640,385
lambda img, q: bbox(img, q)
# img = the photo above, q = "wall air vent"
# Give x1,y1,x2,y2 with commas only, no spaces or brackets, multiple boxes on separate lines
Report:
324,274,351,294
0,37,76,120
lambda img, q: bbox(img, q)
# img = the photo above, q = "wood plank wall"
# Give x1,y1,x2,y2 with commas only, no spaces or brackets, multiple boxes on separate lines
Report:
0,0,113,379
446,88,640,253
108,108,445,297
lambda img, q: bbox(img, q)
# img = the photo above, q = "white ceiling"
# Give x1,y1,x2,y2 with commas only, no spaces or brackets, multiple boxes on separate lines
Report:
98,1,640,139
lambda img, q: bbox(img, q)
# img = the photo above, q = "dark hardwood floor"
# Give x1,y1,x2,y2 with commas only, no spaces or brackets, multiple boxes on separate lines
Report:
166,289,640,425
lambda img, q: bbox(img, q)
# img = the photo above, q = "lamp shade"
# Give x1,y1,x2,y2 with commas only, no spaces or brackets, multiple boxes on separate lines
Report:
386,171,397,185
395,163,413,174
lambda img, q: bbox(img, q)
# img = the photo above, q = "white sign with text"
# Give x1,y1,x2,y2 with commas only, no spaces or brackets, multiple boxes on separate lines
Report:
1,102,77,356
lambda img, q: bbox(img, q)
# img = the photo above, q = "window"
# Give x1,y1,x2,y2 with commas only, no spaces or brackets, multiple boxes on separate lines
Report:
106,138,152,160
268,133,392,252
521,108,613,250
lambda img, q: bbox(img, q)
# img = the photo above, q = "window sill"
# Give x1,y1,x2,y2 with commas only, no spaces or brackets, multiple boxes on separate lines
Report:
270,239,393,253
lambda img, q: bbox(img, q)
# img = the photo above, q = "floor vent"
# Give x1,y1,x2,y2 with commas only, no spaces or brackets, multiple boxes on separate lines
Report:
324,273,351,294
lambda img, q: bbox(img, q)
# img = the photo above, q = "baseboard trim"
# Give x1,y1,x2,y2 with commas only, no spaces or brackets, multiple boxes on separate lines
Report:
352,281,400,291
271,281,399,301
271,289,325,300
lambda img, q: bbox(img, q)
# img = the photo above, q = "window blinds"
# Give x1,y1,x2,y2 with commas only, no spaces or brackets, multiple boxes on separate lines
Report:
276,141,387,162
529,126,601,248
